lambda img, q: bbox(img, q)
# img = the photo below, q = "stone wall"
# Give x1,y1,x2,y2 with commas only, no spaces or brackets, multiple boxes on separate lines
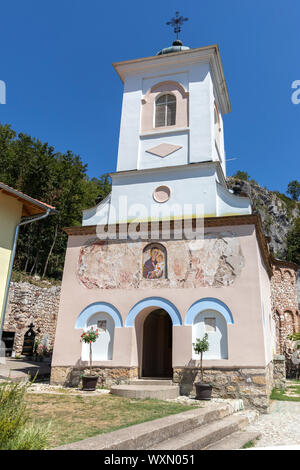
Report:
50,366,138,388
3,281,61,356
297,270,300,310
173,364,274,413
273,355,286,390
271,262,300,378
51,362,277,412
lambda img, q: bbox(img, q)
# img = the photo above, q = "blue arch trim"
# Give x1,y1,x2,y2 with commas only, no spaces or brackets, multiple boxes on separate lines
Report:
185,298,234,325
75,302,123,329
126,297,182,327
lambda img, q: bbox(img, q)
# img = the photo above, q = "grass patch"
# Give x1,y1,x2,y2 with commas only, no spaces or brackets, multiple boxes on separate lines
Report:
11,270,61,287
270,380,300,402
26,393,196,448
242,440,256,449
288,385,300,393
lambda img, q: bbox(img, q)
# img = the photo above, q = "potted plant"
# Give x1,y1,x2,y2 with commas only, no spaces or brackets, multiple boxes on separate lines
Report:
193,333,212,400
81,327,100,391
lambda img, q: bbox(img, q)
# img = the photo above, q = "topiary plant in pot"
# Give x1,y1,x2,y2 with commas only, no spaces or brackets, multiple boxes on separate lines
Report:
193,333,212,400
81,327,100,391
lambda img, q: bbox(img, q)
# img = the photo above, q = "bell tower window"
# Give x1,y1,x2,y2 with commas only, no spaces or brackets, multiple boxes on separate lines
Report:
155,94,176,127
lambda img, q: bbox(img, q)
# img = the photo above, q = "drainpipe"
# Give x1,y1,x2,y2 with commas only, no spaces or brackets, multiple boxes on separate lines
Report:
0,208,52,344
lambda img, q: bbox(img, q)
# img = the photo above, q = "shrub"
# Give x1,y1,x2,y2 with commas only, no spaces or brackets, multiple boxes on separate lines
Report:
0,380,49,450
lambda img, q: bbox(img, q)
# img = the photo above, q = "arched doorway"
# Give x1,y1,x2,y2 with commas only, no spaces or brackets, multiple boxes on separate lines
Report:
142,309,172,378
22,323,36,356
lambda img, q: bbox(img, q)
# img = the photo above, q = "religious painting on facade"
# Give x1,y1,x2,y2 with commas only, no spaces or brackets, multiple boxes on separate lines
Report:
142,244,167,279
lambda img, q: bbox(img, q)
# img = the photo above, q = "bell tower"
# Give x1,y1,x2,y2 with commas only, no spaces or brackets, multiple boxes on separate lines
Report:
114,41,229,177
83,21,251,226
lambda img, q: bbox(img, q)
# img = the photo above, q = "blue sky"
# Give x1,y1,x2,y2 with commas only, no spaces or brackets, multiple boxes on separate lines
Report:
0,0,299,194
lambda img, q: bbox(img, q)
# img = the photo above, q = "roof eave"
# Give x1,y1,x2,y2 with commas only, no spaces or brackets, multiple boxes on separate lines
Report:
0,182,57,216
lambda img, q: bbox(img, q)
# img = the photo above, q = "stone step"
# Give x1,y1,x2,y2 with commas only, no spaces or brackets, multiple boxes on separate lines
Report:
147,413,250,450
204,431,261,450
110,384,179,400
129,379,174,386
54,403,235,450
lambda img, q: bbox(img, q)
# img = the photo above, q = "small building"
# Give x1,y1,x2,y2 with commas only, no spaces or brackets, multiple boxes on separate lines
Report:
51,40,298,411
0,182,55,355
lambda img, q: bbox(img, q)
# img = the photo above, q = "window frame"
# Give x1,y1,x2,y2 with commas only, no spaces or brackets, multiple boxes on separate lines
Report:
154,93,176,128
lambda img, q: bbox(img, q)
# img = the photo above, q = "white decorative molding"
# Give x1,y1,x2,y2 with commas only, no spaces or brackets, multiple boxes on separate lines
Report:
153,185,171,203
140,127,189,138
146,143,182,158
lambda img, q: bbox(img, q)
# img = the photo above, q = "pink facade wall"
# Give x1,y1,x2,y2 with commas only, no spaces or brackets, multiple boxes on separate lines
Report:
256,241,275,364
52,224,270,372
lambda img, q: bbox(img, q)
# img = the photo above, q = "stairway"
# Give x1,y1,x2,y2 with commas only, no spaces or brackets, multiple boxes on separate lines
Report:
147,412,258,450
110,378,180,400
54,401,260,450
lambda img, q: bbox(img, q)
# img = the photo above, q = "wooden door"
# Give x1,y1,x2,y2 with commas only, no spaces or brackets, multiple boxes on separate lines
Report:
142,309,172,378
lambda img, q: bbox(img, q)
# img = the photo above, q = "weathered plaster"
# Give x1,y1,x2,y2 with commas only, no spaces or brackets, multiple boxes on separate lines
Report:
77,232,245,290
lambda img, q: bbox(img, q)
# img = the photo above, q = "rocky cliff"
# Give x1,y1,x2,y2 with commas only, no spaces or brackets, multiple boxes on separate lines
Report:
227,177,300,258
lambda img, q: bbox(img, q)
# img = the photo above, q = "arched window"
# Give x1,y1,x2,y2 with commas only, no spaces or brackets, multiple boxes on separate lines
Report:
81,312,115,361
155,94,176,127
285,310,295,336
192,310,228,359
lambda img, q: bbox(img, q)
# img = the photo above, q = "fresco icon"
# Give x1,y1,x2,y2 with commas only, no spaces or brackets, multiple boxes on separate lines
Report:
142,244,166,279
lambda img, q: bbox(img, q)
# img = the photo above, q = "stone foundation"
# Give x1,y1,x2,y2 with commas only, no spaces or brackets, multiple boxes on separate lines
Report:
51,359,285,413
173,362,275,413
273,355,286,390
50,366,139,388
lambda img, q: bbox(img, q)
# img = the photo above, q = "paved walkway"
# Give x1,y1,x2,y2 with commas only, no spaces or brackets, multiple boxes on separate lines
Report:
246,400,300,448
0,358,50,382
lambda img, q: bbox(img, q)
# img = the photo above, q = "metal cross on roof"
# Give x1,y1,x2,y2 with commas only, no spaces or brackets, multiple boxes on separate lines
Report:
166,11,188,40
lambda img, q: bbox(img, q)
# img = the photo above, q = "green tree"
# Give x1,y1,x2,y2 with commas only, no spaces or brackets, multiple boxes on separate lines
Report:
193,334,209,382
287,180,300,201
286,217,300,265
232,170,250,181
94,174,112,204
0,123,111,279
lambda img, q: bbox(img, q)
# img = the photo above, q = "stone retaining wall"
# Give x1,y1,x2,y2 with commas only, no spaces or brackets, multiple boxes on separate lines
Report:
271,263,300,379
3,281,60,356
273,355,286,390
271,265,299,353
50,359,285,413
50,366,139,388
173,363,275,413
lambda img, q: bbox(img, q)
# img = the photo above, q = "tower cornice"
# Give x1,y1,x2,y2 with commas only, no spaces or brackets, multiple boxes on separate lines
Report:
113,44,231,115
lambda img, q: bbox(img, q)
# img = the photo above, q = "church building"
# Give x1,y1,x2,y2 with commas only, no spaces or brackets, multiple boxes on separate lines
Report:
51,37,291,411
